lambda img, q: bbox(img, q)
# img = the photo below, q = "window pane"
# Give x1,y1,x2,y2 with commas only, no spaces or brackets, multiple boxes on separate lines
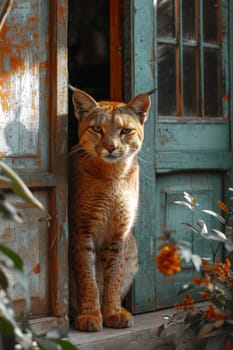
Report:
183,47,197,116
204,49,221,116
203,0,219,42
183,0,196,40
158,45,176,116
157,0,175,38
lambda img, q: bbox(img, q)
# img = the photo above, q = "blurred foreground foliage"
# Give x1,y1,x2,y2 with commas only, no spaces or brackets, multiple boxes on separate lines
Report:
0,161,76,350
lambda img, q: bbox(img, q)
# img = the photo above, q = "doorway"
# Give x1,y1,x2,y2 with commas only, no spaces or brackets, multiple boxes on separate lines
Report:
68,0,110,150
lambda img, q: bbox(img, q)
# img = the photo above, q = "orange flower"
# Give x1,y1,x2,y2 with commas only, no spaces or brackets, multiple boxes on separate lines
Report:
200,290,209,299
182,293,194,311
215,258,231,282
173,302,180,310
226,340,233,350
223,258,231,275
217,200,229,213
204,303,225,321
156,245,181,276
201,259,232,283
173,293,194,311
193,277,204,285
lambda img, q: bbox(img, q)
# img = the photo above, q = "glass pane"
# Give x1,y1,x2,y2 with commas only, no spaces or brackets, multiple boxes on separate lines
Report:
158,45,176,116
204,49,221,116
183,47,197,116
157,0,175,38
203,0,219,42
183,0,196,40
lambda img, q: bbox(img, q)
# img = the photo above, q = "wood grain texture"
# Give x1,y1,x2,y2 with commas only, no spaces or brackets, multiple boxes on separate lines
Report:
0,0,68,333
132,0,157,313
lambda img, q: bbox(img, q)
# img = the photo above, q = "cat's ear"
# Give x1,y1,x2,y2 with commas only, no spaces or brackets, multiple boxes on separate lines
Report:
127,94,151,124
72,89,98,120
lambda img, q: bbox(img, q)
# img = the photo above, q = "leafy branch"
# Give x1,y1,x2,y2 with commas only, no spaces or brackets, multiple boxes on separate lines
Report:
0,162,76,350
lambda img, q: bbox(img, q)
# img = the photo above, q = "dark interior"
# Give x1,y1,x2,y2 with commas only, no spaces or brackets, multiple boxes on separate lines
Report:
68,0,110,150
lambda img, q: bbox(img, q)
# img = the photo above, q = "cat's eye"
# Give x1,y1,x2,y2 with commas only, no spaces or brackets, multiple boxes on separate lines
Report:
90,125,102,133
121,128,132,135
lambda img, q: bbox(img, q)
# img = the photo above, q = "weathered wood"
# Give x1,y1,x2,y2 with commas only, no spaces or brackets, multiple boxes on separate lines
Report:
130,0,232,312
110,0,123,100
0,191,49,317
156,151,232,172
0,0,68,333
132,0,157,313
69,310,175,350
155,174,222,307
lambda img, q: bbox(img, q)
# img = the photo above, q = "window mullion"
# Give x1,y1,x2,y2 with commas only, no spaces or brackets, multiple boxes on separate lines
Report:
175,0,183,116
199,0,205,117
221,0,229,119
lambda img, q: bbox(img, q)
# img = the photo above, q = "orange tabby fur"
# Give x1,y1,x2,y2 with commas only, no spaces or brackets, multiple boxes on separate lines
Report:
69,89,151,331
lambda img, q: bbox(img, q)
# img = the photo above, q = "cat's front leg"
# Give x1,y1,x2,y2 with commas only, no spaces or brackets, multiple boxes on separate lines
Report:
102,238,134,328
74,235,103,331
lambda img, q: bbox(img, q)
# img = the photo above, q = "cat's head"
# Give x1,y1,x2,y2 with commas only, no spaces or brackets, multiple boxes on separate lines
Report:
72,89,151,164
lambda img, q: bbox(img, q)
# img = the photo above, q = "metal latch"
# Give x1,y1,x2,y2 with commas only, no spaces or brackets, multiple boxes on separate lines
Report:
38,214,52,227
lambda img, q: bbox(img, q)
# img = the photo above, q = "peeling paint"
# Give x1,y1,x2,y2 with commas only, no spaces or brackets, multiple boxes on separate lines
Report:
0,0,68,333
157,128,176,146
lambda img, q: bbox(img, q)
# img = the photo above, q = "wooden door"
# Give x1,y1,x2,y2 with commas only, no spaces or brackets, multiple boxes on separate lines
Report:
0,0,68,332
129,0,233,313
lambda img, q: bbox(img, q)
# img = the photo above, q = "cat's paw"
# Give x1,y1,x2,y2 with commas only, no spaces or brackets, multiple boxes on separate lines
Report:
76,310,103,332
104,307,134,328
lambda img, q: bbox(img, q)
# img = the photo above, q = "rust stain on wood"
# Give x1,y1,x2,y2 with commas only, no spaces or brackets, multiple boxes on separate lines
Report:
33,263,41,274
1,226,12,242
224,94,229,102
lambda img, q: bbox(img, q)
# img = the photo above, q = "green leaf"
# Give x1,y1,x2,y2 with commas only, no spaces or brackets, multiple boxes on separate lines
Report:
53,339,77,350
191,254,202,271
0,197,23,223
36,338,58,350
181,222,200,234
202,209,225,224
37,338,77,350
0,244,23,271
0,266,9,290
0,161,44,211
210,229,227,242
173,201,193,210
0,316,15,350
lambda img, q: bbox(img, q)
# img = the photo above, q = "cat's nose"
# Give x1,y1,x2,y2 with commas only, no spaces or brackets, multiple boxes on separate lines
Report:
105,145,116,153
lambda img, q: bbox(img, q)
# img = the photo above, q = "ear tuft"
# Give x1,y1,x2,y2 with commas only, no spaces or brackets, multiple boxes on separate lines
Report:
72,89,98,120
127,94,151,124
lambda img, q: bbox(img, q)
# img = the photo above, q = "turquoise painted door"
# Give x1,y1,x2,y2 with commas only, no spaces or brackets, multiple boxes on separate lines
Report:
130,0,233,312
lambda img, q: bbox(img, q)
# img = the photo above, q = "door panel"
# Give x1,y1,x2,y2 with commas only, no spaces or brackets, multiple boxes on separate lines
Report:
0,0,50,171
156,173,222,307
0,191,49,317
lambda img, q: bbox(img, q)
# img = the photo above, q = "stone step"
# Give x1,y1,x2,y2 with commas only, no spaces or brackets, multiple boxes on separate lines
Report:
68,310,174,350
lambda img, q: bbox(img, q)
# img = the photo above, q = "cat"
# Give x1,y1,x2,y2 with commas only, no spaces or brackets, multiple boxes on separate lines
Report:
69,89,151,332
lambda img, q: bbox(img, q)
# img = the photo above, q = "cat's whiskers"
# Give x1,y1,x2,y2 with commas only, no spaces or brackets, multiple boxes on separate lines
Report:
138,145,151,158
136,155,153,164
77,152,96,163
68,144,96,158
